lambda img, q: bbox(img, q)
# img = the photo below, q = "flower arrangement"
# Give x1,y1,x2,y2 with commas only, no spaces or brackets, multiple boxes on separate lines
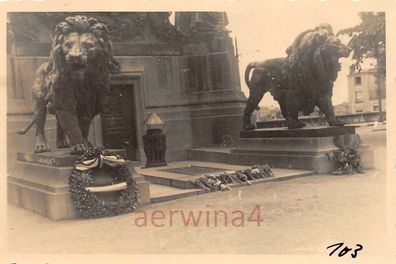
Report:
191,164,274,191
330,146,364,175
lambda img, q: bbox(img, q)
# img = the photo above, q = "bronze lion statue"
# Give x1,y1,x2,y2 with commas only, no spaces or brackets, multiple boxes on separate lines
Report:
243,24,351,130
19,15,120,154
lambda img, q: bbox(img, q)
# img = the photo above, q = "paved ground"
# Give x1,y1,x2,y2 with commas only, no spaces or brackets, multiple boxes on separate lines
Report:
7,125,388,255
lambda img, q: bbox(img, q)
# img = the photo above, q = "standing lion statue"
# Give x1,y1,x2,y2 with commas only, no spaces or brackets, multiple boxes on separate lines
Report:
19,15,120,154
243,24,351,130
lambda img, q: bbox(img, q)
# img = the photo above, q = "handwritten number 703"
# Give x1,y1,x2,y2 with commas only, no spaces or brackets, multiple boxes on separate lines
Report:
326,242,363,258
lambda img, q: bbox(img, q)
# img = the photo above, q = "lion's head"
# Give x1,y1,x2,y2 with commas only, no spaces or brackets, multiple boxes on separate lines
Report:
312,37,351,82
49,15,119,72
284,24,351,115
61,32,99,69
286,25,351,87
43,15,120,112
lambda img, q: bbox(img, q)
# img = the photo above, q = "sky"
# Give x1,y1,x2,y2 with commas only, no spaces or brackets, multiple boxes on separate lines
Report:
225,1,364,107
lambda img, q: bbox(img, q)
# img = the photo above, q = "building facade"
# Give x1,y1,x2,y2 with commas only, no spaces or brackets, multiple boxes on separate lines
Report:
347,69,386,114
7,12,246,167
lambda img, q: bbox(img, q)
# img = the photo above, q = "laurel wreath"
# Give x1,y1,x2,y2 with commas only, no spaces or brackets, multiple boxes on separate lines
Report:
69,148,139,218
331,146,364,175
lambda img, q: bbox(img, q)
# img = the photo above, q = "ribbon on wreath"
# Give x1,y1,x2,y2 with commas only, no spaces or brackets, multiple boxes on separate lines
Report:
69,148,139,218
75,154,126,171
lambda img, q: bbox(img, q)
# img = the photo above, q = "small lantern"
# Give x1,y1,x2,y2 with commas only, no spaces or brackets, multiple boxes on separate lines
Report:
143,113,167,167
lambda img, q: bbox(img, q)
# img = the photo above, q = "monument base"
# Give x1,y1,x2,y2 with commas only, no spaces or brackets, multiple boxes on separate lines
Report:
8,150,151,220
189,126,374,174
234,126,373,173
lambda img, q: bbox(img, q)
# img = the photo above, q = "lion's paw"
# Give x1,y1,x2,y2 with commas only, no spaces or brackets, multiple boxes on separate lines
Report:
328,119,344,127
35,143,51,153
244,124,256,131
35,135,50,153
287,120,305,129
70,143,89,155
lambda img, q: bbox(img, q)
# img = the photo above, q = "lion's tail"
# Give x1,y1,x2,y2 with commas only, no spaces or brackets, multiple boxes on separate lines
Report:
17,114,36,135
18,62,49,136
244,63,255,90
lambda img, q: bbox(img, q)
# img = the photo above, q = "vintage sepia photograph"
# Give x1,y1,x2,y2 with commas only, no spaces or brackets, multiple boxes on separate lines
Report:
3,0,394,262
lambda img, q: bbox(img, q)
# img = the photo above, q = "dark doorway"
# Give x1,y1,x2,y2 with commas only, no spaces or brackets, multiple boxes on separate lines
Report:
101,83,138,160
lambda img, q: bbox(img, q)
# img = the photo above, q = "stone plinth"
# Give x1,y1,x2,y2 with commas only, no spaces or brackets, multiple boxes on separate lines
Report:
240,126,356,138
256,113,386,129
8,150,151,220
231,126,374,174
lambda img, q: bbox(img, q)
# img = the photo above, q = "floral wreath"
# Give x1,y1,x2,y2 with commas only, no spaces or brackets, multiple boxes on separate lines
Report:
330,146,364,175
69,147,139,218
329,134,364,175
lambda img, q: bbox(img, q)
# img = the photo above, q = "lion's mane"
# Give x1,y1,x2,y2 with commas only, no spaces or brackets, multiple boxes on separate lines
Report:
282,24,345,115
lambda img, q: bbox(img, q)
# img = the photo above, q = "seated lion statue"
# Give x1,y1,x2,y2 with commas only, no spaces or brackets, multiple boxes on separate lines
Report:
19,15,120,154
243,24,351,130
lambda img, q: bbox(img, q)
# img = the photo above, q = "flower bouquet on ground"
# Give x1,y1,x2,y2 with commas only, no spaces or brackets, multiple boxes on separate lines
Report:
191,164,274,191
330,146,364,175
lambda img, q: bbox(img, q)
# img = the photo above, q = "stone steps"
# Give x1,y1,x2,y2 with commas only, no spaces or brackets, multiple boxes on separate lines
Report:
146,163,315,204
137,159,315,205
149,184,204,204
9,152,316,219
137,160,314,188
137,161,250,189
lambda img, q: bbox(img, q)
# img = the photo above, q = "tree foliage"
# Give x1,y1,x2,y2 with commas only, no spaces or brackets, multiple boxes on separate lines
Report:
337,12,385,76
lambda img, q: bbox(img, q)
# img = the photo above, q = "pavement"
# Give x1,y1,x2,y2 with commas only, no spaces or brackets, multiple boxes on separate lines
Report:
6,125,388,255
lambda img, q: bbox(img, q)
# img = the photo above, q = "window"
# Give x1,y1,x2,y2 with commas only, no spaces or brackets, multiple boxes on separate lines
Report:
355,91,363,103
355,76,362,85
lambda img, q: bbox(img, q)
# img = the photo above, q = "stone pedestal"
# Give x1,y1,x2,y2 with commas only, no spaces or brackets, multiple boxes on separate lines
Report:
7,150,151,220
231,126,374,174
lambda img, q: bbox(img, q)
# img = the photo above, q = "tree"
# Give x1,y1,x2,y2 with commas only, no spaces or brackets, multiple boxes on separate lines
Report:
337,12,385,121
